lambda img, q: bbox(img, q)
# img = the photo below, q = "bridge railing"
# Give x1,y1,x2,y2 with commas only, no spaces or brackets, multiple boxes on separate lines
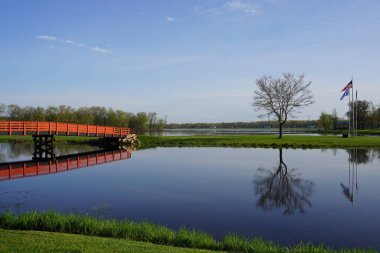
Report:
0,121,131,137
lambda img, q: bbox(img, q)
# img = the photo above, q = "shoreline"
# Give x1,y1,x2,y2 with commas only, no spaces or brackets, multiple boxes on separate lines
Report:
0,211,375,253
1,134,380,149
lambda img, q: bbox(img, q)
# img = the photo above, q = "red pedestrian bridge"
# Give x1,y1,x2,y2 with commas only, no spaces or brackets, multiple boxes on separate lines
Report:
0,120,131,137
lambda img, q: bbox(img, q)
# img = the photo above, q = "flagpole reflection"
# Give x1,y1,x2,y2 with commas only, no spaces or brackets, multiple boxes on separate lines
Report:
340,149,359,205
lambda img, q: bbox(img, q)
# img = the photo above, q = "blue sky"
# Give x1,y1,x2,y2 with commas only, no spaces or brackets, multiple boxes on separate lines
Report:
1,0,379,123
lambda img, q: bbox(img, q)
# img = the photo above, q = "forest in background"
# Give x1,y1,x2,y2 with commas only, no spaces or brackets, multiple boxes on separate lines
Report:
0,104,165,132
168,100,380,130
1,100,379,131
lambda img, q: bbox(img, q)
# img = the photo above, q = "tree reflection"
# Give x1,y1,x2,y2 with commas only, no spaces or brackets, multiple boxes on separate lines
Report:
253,149,314,215
346,149,377,164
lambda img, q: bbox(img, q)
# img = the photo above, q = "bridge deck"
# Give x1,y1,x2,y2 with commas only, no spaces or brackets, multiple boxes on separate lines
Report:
0,121,130,137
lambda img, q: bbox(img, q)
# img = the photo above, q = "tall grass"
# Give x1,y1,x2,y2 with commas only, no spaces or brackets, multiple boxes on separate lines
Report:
0,211,375,253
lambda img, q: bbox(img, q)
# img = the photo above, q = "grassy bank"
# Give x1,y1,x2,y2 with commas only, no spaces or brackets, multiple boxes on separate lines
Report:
139,135,380,149
0,229,220,253
1,134,379,148
0,211,374,253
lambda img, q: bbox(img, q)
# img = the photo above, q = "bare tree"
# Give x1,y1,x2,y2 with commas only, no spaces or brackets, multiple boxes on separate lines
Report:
252,73,314,138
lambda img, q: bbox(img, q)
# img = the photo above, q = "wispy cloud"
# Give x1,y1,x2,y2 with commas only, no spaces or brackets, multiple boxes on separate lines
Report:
166,16,175,22
36,35,57,41
65,40,84,47
91,47,112,54
194,0,258,16
224,0,256,14
37,35,110,54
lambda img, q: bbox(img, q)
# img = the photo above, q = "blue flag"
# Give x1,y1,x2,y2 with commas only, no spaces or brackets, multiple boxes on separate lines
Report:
340,89,350,100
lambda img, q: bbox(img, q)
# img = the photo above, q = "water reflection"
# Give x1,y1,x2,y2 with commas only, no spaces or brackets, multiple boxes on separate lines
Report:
346,149,380,164
0,142,100,163
253,148,314,215
1,146,380,249
340,149,380,204
0,143,33,160
0,148,132,181
340,149,361,204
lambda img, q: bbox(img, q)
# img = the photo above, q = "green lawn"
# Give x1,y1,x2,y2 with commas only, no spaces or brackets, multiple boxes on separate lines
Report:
1,134,380,148
0,229,222,253
139,135,380,148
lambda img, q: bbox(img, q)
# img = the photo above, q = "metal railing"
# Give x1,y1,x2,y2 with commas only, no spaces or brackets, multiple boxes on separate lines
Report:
0,121,130,137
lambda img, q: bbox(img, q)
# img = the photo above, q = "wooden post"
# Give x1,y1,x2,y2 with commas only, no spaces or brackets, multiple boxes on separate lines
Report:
23,121,26,136
77,124,80,136
8,164,11,179
67,123,69,136
56,122,58,135
49,122,52,135
96,126,98,137
87,125,89,137
37,122,40,135
9,121,12,136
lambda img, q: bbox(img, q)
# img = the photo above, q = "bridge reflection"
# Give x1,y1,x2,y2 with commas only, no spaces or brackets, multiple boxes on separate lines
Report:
0,149,131,181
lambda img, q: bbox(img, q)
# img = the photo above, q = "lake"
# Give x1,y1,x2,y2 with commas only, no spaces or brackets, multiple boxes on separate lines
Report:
1,142,379,250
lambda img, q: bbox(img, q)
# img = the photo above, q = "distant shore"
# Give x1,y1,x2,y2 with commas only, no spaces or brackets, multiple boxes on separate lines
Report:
0,134,380,148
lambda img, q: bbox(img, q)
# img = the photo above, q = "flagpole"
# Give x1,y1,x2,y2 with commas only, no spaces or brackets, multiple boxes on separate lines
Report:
356,89,358,136
351,78,354,137
348,87,351,137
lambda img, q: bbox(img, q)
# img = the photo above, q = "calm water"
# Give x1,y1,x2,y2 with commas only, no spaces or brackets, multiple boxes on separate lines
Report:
1,143,380,250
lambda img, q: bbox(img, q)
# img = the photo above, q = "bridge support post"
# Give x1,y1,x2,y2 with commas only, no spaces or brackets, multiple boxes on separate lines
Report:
32,135,55,160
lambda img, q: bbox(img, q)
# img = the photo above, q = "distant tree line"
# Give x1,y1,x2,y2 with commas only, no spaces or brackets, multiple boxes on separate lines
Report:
0,104,165,132
318,100,380,130
166,120,319,129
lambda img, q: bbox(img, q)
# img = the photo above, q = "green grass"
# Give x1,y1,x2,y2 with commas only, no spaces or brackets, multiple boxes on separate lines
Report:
1,134,380,148
0,229,221,253
0,211,375,253
139,135,380,149
357,129,380,135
